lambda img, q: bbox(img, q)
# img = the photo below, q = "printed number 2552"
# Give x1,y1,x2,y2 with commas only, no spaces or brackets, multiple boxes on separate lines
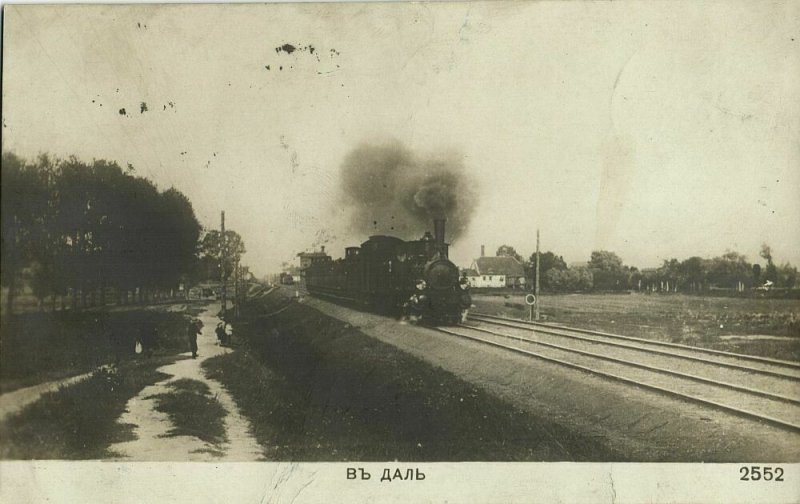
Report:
740,466,784,481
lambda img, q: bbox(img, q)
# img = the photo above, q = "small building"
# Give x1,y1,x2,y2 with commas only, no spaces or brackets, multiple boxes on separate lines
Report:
467,256,526,288
297,247,331,278
297,248,330,269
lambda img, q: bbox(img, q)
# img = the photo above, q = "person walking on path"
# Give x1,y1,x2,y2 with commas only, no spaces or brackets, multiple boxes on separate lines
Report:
188,318,202,358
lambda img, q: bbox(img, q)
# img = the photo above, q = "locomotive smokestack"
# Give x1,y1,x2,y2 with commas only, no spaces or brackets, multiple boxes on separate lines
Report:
434,218,446,247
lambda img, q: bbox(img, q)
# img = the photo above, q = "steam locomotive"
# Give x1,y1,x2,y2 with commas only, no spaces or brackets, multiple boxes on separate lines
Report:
304,219,470,324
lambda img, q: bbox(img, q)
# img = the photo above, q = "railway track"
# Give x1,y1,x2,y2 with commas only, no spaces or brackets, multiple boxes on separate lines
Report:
433,313,800,433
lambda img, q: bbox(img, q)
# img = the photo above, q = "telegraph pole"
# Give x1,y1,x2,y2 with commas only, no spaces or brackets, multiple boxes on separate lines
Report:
535,229,540,321
220,211,227,319
234,261,240,318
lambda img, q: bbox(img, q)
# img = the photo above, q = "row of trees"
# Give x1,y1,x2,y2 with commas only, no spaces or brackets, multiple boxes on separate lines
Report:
494,245,798,293
1,151,245,314
641,246,797,293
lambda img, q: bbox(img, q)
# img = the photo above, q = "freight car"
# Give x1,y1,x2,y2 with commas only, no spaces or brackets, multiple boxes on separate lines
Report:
304,219,470,324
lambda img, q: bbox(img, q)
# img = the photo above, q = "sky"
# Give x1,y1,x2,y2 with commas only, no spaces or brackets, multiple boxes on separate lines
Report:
3,1,799,277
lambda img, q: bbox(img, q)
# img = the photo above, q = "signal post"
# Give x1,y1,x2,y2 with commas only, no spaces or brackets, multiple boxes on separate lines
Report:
534,229,540,321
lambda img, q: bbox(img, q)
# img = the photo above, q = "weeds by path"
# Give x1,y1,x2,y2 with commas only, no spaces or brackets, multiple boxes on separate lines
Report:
149,378,227,445
0,356,177,459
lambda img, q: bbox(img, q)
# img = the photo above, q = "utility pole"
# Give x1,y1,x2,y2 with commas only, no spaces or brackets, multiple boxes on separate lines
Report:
234,261,240,318
221,211,227,319
535,229,540,321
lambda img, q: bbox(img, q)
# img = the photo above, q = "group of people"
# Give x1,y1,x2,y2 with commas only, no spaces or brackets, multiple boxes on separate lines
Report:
402,276,472,324
186,319,233,358
106,311,232,362
215,321,233,346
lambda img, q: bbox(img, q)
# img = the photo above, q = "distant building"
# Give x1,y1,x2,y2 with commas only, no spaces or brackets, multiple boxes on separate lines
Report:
297,246,331,277
467,256,526,288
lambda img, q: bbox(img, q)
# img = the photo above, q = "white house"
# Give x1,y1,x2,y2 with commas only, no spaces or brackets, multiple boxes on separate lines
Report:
466,256,527,288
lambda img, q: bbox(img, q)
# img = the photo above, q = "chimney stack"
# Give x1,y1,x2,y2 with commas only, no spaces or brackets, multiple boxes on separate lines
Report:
321,245,325,254
433,218,446,247
481,245,485,257
433,219,448,258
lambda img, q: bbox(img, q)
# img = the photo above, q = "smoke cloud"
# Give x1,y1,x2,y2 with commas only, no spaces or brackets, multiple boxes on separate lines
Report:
339,140,477,241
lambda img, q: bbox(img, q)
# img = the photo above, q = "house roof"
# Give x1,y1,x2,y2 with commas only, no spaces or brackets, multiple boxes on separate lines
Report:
462,268,479,277
297,251,329,258
474,256,525,276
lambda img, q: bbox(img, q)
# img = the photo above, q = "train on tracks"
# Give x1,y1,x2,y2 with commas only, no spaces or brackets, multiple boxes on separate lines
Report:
304,218,471,324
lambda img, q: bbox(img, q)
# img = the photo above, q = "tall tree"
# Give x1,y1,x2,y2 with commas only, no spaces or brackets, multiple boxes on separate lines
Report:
545,266,593,292
706,251,752,289
199,230,246,282
1,153,51,316
588,251,628,291
777,263,797,289
5,151,205,309
526,251,567,290
680,256,707,292
588,250,624,272
496,245,524,264
153,188,201,289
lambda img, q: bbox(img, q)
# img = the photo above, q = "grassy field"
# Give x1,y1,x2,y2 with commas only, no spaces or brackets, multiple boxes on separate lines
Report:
472,292,800,361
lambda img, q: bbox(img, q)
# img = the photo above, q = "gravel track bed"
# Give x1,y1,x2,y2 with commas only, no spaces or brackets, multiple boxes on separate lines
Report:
450,324,800,428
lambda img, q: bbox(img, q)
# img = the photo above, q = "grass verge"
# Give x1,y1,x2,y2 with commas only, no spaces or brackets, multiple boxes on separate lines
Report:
149,378,227,445
1,309,197,394
203,301,623,461
0,355,177,459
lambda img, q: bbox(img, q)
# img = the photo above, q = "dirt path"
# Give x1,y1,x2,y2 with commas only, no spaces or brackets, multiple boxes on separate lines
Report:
109,303,264,461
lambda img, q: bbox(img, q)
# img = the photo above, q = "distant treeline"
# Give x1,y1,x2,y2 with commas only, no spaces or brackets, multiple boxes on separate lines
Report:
495,246,798,294
1,152,246,314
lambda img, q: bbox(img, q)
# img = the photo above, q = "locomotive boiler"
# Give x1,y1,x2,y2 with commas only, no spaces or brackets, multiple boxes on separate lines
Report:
304,219,470,324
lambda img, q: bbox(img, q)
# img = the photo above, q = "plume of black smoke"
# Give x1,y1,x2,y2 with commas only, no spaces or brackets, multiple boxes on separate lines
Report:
339,140,477,241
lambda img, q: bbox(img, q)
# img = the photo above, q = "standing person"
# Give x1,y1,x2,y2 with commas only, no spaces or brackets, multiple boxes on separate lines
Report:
139,323,158,357
149,326,159,357
223,322,233,346
215,322,225,345
458,276,472,323
99,315,122,366
109,325,125,365
188,318,201,359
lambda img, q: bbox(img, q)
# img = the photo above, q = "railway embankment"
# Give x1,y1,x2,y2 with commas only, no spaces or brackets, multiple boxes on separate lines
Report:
247,287,800,462
208,292,622,461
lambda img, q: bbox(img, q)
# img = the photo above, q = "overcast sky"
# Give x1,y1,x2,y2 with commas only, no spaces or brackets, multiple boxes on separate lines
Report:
3,1,799,277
